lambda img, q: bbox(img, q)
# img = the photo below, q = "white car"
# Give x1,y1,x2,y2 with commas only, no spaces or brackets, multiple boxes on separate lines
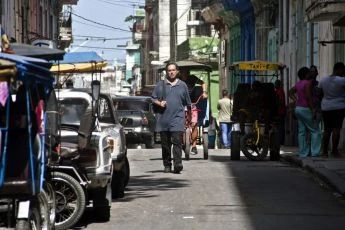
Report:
57,88,130,200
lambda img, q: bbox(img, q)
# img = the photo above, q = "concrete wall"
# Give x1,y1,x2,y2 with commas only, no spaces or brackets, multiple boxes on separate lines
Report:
158,1,171,61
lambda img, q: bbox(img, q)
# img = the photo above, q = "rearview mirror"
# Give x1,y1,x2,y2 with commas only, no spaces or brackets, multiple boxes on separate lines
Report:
91,80,100,100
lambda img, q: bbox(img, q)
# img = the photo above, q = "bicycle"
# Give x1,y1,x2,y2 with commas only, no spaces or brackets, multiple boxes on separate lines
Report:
183,95,209,160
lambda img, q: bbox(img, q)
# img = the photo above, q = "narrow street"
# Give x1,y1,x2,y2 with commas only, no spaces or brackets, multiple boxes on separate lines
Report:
76,148,345,230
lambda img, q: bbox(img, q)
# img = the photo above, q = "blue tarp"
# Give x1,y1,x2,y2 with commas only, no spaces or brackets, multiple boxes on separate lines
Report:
0,53,54,83
54,51,104,64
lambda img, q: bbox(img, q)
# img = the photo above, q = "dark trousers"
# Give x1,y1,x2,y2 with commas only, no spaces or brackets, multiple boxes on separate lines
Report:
160,131,183,168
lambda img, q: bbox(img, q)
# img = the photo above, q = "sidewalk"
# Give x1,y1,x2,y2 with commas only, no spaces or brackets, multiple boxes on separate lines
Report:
280,145,345,197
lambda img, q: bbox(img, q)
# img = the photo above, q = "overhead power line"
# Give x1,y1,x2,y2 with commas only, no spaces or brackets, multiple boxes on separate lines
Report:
70,45,126,50
73,35,132,41
71,12,131,33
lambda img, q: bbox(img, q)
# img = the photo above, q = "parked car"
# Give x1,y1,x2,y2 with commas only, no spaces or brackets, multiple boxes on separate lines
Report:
112,96,156,148
56,88,130,199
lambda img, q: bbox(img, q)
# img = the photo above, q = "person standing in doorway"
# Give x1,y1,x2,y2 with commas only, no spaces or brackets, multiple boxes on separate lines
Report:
152,62,191,173
217,89,232,149
289,67,321,157
317,62,345,157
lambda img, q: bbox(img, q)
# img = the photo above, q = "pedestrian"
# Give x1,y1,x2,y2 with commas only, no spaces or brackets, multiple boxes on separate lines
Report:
274,79,286,145
288,67,321,157
308,65,322,152
151,62,191,173
179,69,207,155
207,113,219,149
217,89,232,149
317,62,345,157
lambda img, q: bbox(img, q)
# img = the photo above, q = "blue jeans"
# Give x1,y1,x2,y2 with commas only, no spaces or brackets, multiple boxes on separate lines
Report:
220,122,231,148
295,106,321,157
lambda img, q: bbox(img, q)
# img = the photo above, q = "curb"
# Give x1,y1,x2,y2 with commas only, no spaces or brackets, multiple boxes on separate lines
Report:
280,154,345,197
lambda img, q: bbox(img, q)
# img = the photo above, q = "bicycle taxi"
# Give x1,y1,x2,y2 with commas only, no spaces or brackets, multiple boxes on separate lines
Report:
158,60,211,160
229,60,285,161
0,53,57,229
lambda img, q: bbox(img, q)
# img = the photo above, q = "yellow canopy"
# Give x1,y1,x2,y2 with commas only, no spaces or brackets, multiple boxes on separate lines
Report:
231,60,285,71
50,61,107,73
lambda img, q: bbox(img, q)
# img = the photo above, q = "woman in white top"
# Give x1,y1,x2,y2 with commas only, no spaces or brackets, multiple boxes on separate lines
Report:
318,62,345,157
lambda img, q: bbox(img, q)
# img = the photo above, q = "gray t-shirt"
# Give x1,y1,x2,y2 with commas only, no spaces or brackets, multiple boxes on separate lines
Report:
152,79,191,132
217,97,231,123
318,75,345,111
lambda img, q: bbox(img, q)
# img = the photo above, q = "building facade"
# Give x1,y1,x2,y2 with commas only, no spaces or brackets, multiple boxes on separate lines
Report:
0,0,78,50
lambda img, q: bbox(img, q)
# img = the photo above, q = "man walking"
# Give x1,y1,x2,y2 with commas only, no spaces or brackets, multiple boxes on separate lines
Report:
217,89,232,149
152,62,191,173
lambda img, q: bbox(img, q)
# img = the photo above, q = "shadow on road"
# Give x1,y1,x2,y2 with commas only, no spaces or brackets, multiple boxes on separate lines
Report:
120,174,189,202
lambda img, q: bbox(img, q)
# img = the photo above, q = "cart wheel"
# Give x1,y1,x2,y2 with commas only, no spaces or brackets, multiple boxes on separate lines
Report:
231,131,241,160
269,129,280,161
38,190,51,230
202,133,208,159
241,133,269,161
184,128,191,160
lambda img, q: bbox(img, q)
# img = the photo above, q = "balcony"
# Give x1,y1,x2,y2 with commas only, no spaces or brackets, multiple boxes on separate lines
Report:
305,0,345,26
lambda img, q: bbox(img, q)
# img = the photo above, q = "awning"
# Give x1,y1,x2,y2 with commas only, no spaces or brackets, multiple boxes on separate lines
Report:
10,43,65,61
50,51,107,73
50,62,107,73
53,51,104,64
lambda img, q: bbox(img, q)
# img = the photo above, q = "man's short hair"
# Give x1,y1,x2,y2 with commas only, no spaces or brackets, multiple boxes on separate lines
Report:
165,62,179,71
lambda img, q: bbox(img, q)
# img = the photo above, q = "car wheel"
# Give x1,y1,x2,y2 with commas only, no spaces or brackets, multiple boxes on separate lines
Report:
112,157,130,199
124,157,130,187
93,183,112,222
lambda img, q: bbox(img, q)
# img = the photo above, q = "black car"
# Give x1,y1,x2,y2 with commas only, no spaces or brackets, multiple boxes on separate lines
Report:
112,96,156,148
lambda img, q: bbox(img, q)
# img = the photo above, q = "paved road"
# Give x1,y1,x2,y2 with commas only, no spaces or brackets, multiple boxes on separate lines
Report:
75,148,345,230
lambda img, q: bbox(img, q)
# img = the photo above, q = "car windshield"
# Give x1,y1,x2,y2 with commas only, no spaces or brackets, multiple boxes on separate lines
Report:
114,99,149,111
59,98,89,125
